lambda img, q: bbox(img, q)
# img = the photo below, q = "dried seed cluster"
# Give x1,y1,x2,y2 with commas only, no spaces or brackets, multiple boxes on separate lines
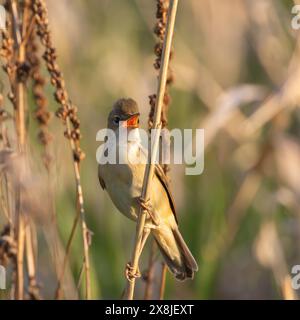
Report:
0,17,17,108
149,0,174,131
0,29,14,78
149,0,174,175
32,0,85,162
27,31,53,168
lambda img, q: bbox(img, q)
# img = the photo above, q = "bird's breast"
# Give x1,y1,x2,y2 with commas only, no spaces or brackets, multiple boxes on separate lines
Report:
99,141,146,221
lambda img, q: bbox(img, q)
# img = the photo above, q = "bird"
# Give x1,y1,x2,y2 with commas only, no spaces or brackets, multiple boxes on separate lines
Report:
98,98,198,280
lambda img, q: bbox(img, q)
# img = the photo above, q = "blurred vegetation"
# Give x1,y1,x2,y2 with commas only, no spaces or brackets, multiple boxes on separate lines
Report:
1,0,300,300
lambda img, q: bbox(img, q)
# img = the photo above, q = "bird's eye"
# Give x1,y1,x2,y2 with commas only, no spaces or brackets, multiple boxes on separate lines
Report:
113,116,120,125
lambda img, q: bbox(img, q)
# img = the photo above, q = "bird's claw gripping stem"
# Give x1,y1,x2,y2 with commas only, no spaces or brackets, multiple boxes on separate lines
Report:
125,262,141,282
138,197,160,226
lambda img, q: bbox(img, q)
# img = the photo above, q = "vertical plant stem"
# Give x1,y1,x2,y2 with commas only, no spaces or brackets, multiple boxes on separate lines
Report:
16,211,25,299
25,222,40,299
124,0,178,300
74,159,91,300
25,223,35,282
144,240,156,300
145,0,175,300
11,0,27,149
55,205,80,299
32,0,91,299
10,0,28,300
159,263,167,300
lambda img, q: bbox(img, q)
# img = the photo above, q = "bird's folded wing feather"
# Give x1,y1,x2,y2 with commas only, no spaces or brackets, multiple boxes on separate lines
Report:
98,166,106,190
139,143,178,224
154,164,178,225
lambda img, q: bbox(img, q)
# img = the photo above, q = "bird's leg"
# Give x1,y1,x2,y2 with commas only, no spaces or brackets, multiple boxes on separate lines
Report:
125,228,150,282
139,227,150,256
138,197,160,226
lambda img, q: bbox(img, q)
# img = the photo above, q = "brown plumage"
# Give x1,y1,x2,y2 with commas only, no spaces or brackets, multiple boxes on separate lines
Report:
98,98,198,280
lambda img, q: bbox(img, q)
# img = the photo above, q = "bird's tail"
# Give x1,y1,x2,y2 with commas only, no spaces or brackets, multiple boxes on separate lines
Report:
152,226,198,281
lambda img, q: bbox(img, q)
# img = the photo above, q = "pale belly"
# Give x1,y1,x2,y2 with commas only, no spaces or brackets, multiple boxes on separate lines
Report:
98,137,174,228
99,162,145,221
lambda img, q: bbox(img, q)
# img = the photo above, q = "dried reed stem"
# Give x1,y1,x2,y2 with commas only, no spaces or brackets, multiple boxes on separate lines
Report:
124,0,178,300
27,28,60,294
0,2,18,299
159,263,167,299
25,222,40,299
32,0,91,299
55,205,80,299
282,275,297,300
11,0,27,150
154,0,172,299
9,0,31,299
16,213,25,299
145,0,174,299
143,240,156,300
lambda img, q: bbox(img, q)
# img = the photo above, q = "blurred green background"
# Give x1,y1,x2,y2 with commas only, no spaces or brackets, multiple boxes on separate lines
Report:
2,0,300,300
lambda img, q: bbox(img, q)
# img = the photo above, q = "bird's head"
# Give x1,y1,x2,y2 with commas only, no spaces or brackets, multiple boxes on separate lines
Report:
108,98,140,131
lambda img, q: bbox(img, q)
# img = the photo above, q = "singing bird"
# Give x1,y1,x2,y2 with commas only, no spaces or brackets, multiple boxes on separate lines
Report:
98,98,198,280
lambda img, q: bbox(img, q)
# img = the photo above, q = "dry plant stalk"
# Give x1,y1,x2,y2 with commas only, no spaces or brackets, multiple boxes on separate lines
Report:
32,0,91,299
0,3,17,298
0,0,43,299
124,0,178,300
158,261,167,299
10,0,33,300
0,0,90,300
255,221,297,300
145,0,174,299
149,0,174,175
143,240,157,300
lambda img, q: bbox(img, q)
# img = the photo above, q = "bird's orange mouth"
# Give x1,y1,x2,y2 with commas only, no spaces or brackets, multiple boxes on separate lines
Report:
125,114,139,128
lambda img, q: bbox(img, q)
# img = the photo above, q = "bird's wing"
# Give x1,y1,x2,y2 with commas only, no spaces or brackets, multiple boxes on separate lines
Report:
155,164,178,225
139,142,178,224
98,165,106,190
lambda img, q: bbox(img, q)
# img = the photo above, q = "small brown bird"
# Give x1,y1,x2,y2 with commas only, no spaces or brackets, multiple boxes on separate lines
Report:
98,98,198,280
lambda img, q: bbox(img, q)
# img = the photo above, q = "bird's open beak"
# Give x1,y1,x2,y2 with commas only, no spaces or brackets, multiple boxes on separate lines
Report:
124,113,140,128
